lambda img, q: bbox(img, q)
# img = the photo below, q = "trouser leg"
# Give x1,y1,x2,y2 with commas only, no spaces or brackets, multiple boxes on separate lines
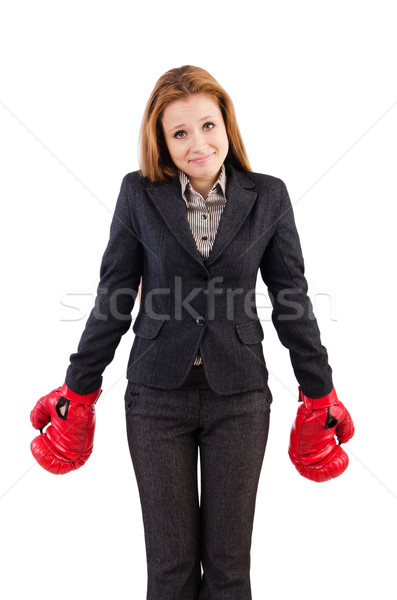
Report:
198,385,272,600
124,381,201,600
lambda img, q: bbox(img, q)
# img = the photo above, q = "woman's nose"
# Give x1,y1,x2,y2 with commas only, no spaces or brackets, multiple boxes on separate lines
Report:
190,130,208,153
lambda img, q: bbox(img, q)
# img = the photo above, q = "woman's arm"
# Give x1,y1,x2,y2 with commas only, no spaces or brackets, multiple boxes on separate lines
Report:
64,173,144,394
260,179,333,398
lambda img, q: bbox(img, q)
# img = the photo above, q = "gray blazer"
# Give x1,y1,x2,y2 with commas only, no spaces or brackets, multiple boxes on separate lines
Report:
65,160,333,398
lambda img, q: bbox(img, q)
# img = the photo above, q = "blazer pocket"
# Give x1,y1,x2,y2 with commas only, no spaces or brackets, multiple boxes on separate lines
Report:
132,311,166,339
235,319,264,345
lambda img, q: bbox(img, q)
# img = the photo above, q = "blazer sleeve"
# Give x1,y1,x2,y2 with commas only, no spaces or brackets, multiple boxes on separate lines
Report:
64,173,144,394
259,179,333,398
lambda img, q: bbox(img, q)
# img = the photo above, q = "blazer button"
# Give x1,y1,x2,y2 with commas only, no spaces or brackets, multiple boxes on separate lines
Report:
196,316,206,326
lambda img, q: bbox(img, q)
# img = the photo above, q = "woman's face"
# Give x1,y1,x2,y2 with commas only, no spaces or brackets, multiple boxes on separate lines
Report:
161,93,229,190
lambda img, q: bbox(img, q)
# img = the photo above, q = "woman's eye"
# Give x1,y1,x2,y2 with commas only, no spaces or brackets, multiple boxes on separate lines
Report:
173,123,214,139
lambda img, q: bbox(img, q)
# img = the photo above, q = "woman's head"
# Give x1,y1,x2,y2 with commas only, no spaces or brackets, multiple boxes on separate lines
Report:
139,65,251,182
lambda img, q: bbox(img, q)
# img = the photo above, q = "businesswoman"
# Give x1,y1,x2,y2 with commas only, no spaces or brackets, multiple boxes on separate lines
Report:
30,65,354,599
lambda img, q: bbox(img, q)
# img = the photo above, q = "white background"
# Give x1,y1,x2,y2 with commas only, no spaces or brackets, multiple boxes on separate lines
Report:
1,1,396,598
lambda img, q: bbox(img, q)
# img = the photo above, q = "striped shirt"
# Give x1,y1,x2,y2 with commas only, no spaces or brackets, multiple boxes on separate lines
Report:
177,163,227,365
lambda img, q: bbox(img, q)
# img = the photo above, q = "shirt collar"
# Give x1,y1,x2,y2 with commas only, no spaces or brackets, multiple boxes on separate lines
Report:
178,163,227,200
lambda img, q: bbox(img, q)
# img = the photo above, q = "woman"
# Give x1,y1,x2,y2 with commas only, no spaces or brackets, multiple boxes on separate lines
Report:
30,65,355,599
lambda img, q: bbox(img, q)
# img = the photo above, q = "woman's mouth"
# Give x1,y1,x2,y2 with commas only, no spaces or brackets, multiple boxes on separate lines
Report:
189,153,215,165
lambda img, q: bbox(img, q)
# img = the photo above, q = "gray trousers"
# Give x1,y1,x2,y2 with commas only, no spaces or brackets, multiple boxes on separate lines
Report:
124,365,272,600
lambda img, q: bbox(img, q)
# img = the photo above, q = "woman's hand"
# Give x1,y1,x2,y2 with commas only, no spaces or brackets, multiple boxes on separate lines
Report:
30,383,102,475
288,386,355,482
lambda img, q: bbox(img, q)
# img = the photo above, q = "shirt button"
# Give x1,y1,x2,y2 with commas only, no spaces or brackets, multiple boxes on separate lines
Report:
196,316,206,326
201,214,207,220
202,235,208,241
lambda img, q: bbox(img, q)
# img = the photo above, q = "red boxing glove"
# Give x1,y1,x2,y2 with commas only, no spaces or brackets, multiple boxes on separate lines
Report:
30,383,102,475
288,386,354,482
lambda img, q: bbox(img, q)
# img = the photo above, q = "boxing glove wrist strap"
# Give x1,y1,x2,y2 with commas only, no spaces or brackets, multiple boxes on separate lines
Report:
298,386,338,410
60,383,102,407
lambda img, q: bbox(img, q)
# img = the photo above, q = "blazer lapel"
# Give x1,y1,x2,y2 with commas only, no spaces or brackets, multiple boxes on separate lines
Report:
146,161,257,270
146,177,205,267
204,163,257,267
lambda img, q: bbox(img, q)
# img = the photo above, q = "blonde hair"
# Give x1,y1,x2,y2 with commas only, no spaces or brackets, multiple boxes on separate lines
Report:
138,65,251,181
